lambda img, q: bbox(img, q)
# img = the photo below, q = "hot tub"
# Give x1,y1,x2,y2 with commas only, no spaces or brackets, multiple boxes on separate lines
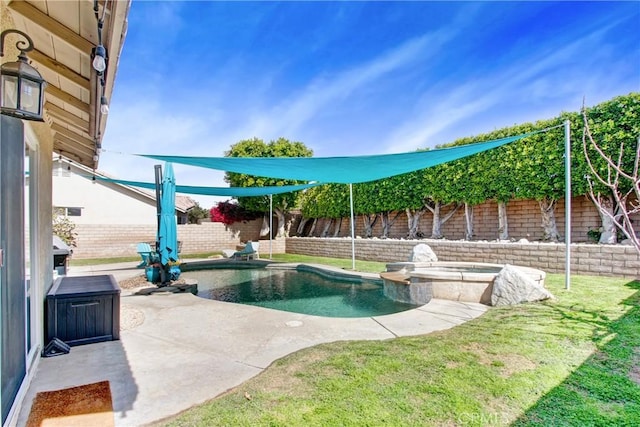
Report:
381,262,546,305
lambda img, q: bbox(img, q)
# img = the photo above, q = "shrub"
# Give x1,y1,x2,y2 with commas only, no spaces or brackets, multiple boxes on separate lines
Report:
210,201,261,225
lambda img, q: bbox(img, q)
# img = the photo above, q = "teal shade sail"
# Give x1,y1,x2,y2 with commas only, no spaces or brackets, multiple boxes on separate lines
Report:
137,132,534,184
93,176,320,197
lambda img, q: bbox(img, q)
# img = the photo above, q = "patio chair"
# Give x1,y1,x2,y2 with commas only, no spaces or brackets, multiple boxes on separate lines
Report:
136,242,154,268
232,241,259,260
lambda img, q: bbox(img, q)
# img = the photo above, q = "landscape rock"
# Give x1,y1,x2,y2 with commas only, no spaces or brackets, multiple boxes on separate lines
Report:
491,264,554,306
409,243,438,262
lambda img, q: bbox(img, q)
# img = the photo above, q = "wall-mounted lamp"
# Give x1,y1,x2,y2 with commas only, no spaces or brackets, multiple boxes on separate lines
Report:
0,29,47,121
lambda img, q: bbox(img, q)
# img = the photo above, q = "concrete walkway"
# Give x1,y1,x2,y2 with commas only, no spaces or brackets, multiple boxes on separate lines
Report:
16,261,488,427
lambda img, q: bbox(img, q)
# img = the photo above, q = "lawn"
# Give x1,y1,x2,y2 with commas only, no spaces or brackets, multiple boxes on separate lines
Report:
160,271,639,426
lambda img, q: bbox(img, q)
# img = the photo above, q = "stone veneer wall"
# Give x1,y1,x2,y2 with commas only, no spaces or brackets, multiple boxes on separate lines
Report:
72,220,270,259
285,237,640,278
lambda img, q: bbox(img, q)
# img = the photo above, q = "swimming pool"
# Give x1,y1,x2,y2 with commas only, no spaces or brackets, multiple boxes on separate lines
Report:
184,266,419,318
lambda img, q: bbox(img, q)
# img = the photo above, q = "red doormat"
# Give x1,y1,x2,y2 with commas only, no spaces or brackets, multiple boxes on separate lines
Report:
26,380,114,427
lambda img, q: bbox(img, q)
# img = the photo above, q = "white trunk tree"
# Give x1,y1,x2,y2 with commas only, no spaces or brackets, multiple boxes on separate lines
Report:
381,211,402,239
498,201,509,240
424,200,460,239
583,109,640,253
362,214,379,238
589,195,618,244
274,208,288,237
333,217,343,237
539,197,560,242
296,217,309,236
308,218,318,236
321,218,333,237
406,207,426,239
464,203,474,240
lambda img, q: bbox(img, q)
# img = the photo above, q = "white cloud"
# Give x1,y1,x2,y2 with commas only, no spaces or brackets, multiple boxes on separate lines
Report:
238,28,456,142
381,22,637,152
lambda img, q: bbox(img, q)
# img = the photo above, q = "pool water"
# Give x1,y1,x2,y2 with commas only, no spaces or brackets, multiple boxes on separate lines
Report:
186,268,419,318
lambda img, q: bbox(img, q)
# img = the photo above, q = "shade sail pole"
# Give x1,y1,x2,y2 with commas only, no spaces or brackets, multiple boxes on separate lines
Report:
564,119,571,290
269,194,273,259
349,183,355,270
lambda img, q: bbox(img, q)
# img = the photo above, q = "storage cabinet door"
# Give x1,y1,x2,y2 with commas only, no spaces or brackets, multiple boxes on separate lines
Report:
55,296,114,345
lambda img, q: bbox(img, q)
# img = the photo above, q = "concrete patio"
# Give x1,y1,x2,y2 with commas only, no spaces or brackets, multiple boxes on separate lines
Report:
15,262,488,427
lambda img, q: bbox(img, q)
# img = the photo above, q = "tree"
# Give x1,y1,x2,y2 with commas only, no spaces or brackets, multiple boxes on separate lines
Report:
187,201,209,224
394,170,429,239
442,155,489,240
421,164,462,239
365,178,406,238
53,208,77,247
290,94,639,243
225,137,313,237
582,104,640,253
511,119,567,242
579,94,640,245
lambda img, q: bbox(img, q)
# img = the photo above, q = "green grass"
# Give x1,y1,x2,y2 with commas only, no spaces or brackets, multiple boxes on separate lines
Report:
268,253,387,273
69,252,383,270
69,252,222,266
160,273,640,426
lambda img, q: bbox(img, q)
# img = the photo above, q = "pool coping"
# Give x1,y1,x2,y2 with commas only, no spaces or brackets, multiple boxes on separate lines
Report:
180,259,384,284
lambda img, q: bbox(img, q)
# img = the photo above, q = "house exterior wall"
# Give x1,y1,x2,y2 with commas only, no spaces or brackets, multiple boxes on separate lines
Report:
52,168,157,225
1,8,57,422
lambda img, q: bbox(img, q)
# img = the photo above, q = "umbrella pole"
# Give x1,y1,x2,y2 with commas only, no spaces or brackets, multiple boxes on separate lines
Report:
154,164,168,285
154,164,163,252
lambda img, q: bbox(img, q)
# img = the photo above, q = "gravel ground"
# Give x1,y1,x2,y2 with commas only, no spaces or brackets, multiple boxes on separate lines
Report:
118,274,186,290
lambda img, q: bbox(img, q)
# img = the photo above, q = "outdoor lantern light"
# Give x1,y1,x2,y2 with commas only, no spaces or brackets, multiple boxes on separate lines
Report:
92,44,107,73
0,29,47,121
100,95,109,115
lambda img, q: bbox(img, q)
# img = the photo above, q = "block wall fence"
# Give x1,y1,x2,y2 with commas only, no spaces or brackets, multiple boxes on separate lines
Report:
300,197,610,243
285,237,640,278
72,220,269,259
66,196,639,278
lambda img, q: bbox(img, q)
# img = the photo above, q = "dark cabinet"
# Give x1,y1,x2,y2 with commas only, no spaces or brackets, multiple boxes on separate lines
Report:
46,275,120,346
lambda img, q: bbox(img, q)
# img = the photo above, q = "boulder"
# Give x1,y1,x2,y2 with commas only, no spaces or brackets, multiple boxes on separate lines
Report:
491,264,553,306
409,243,438,262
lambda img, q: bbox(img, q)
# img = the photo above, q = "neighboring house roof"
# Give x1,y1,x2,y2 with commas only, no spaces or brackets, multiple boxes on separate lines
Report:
54,158,195,214
176,195,197,212
4,0,130,169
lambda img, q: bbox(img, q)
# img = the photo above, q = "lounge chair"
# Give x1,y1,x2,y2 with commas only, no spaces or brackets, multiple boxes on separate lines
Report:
136,242,154,268
232,241,259,260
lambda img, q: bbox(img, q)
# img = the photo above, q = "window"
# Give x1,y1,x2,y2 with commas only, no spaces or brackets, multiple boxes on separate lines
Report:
54,207,82,217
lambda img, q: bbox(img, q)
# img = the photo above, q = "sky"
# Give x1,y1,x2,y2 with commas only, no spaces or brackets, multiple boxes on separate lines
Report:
98,0,640,208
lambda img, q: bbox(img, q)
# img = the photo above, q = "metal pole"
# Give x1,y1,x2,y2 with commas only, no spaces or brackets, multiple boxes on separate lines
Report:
564,119,571,290
349,183,355,270
154,164,162,251
269,194,273,259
